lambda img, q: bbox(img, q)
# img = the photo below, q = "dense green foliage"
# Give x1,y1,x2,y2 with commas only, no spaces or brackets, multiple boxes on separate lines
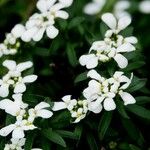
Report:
0,0,150,149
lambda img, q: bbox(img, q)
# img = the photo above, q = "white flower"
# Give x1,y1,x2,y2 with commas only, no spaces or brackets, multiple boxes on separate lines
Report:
0,60,37,97
79,39,137,69
22,0,70,42
59,0,73,7
114,0,131,19
83,0,106,15
53,95,88,123
0,94,28,118
101,13,131,34
28,102,53,122
0,43,17,58
139,0,150,14
83,70,136,112
52,95,77,111
4,138,26,150
0,118,37,139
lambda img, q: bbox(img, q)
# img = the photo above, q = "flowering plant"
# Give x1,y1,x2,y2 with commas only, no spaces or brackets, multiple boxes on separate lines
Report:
0,0,150,149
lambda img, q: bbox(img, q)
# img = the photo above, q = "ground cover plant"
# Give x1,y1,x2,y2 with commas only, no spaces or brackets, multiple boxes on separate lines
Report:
0,0,150,149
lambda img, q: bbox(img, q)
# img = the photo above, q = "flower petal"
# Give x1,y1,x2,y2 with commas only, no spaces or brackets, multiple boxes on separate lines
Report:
0,84,9,98
3,60,16,71
32,28,45,42
36,109,53,118
87,69,101,81
0,124,16,136
35,102,50,110
114,54,128,68
117,43,135,53
104,98,116,111
46,26,59,39
101,13,117,29
11,24,25,38
52,102,67,111
55,10,69,19
119,92,136,105
79,54,98,69
118,15,131,31
88,100,102,113
16,61,33,72
12,128,25,139
14,83,26,93
22,75,38,83
59,0,73,7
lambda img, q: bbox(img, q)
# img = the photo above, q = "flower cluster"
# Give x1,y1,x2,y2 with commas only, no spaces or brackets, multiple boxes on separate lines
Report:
0,24,25,58
83,70,135,112
4,138,42,150
0,0,74,148
0,60,37,98
21,0,73,42
79,13,137,69
0,95,52,139
0,0,73,58
52,95,88,123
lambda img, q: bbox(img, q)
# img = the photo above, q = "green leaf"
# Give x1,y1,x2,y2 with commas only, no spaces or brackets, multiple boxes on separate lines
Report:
86,132,98,150
127,104,150,120
55,130,78,140
74,72,88,83
42,138,52,150
66,43,78,67
34,47,50,56
129,144,141,150
24,131,35,150
136,96,150,105
116,100,130,119
74,125,83,140
68,17,85,29
123,61,145,72
42,129,66,148
98,111,113,140
127,77,146,92
121,118,144,146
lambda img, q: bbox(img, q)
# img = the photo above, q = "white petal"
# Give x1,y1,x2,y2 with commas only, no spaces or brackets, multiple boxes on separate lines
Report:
59,0,73,7
79,54,98,69
87,69,101,81
119,92,136,105
104,98,116,111
125,36,138,44
11,24,25,38
62,95,72,102
16,61,33,72
52,102,67,111
46,26,59,39
36,109,53,118
139,1,150,14
0,124,16,136
0,99,13,110
88,100,102,113
35,102,50,110
117,43,135,53
22,75,38,83
21,27,38,42
0,84,9,98
118,15,131,31
32,28,45,42
14,83,26,93
84,3,101,15
3,60,16,71
55,10,69,19
101,13,117,29
114,54,128,68
12,128,24,139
